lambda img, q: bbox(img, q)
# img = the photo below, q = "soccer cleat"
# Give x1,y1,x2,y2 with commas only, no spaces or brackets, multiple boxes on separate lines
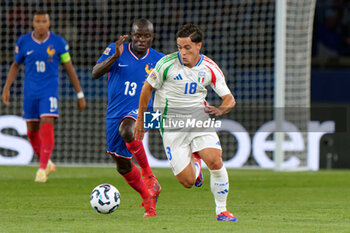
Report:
140,175,161,213
35,169,47,183
193,153,203,187
143,197,157,217
144,175,161,200
45,160,56,176
216,211,238,222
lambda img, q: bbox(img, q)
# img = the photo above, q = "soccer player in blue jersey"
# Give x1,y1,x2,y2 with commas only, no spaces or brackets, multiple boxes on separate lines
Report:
1,11,86,182
92,18,163,217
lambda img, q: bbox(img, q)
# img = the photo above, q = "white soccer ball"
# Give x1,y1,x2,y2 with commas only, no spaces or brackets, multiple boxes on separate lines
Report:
90,184,120,214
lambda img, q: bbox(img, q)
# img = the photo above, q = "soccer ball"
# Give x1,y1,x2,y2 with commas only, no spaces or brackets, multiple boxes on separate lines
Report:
90,184,120,214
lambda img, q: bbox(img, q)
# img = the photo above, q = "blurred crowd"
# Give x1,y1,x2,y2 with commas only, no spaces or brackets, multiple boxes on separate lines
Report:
312,0,350,58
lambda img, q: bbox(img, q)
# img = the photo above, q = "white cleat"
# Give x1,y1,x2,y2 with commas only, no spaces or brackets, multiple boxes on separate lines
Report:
35,169,47,183
45,160,56,176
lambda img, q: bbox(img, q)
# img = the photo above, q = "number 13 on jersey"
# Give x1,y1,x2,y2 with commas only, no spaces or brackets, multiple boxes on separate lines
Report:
124,81,137,96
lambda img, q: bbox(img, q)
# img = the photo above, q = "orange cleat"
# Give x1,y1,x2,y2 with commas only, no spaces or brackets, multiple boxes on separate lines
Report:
216,211,238,222
143,197,157,217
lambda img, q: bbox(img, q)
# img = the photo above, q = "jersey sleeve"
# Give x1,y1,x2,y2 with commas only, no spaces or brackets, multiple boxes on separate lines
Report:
146,69,162,89
58,36,71,63
146,55,172,89
59,37,70,54
208,65,231,97
14,36,25,64
96,43,116,63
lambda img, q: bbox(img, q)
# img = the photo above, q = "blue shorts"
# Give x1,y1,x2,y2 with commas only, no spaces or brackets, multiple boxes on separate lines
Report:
106,109,138,159
23,94,59,120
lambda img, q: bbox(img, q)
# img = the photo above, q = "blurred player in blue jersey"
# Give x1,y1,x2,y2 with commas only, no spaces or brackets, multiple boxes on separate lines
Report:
1,11,86,182
92,18,163,217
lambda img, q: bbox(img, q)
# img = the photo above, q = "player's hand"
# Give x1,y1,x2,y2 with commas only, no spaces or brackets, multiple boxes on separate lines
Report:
114,35,128,58
204,105,223,117
1,89,10,106
77,98,86,112
133,118,145,141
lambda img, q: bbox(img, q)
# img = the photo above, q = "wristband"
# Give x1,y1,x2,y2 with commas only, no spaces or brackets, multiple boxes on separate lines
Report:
77,91,84,99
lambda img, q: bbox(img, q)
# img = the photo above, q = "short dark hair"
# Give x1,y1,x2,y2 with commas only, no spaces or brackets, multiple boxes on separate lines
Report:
33,10,49,16
132,18,154,33
176,23,203,43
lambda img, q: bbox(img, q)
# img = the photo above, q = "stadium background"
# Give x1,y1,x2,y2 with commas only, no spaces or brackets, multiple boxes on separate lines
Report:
0,0,349,168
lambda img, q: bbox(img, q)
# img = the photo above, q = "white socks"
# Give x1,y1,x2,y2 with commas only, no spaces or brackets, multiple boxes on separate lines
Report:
209,166,229,215
194,160,201,179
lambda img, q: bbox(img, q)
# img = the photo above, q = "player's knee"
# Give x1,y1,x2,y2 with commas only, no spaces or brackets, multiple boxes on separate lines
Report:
119,119,135,142
180,180,194,189
206,159,223,170
119,129,133,143
178,177,195,188
115,158,132,175
116,166,131,175
116,163,132,175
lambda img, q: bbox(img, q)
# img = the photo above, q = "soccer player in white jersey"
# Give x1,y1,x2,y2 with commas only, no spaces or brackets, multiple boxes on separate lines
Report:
134,23,238,221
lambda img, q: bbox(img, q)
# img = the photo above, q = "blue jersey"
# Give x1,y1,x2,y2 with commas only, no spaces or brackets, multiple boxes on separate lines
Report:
97,43,164,119
14,32,69,98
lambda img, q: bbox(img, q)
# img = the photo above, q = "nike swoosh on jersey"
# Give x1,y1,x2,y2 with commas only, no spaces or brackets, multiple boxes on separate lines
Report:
118,63,128,67
26,50,34,55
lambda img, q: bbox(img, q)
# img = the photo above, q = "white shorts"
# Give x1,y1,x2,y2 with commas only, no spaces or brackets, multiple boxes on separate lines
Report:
162,131,222,175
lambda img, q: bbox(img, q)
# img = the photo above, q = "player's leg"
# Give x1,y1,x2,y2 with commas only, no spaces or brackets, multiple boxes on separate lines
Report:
198,148,237,221
35,95,58,182
107,118,156,217
23,96,55,182
173,153,201,188
120,117,153,177
26,120,41,159
38,116,56,170
110,154,156,217
193,134,238,221
27,120,56,181
163,132,197,188
192,152,204,187
23,96,41,159
111,155,148,198
174,161,197,188
119,117,161,198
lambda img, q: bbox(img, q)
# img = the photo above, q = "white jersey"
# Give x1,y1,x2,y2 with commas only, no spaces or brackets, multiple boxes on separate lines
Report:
147,52,231,109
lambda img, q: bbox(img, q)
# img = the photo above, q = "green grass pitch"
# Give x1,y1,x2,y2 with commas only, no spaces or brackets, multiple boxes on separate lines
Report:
0,166,349,233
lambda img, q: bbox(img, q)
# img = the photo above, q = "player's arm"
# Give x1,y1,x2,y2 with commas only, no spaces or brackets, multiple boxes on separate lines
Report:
134,81,154,141
92,35,128,79
63,60,86,112
205,61,236,116
205,93,236,117
1,61,20,106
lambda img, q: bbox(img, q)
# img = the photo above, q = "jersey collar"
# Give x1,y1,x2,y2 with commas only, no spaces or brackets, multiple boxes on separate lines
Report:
177,52,204,67
128,43,150,60
31,31,51,44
